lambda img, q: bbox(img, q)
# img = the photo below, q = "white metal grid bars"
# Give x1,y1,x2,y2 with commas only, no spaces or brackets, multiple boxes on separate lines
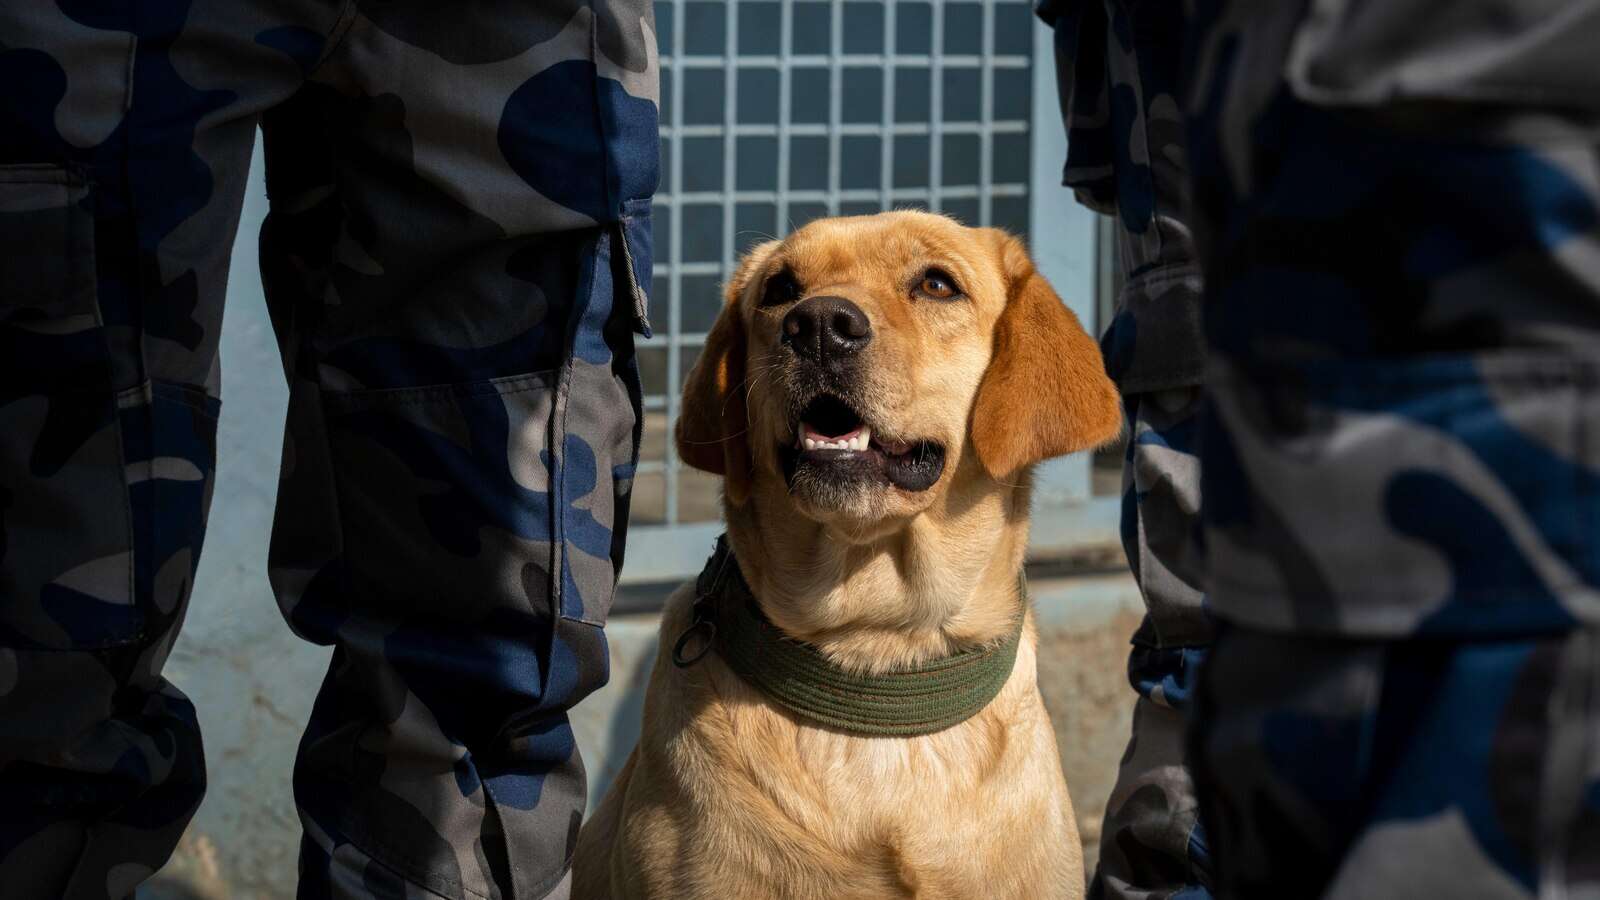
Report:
637,0,1037,527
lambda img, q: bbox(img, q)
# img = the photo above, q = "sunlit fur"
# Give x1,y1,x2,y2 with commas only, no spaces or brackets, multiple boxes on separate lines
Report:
574,212,1122,899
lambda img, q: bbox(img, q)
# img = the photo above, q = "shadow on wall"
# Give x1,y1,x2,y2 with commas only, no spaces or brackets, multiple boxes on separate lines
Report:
602,639,653,798
571,615,664,813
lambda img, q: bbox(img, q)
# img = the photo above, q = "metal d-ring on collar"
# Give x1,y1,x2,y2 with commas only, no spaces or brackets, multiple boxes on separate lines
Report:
670,535,1026,737
670,536,733,668
670,617,717,667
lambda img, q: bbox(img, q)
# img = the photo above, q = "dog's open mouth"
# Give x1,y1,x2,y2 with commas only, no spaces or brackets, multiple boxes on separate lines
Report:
780,394,946,493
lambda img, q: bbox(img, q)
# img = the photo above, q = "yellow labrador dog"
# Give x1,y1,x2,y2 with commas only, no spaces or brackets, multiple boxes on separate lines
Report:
573,211,1121,899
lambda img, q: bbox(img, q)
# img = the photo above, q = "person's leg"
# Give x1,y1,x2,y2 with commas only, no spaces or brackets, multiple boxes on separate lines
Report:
257,6,657,897
1195,625,1600,898
1042,1,1213,896
0,3,341,896
1182,2,1600,895
1095,391,1212,900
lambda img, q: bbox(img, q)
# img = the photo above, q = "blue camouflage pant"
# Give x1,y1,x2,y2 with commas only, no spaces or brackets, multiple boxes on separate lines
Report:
1048,0,1600,896
1043,1,1213,896
0,3,657,898
1184,1,1600,895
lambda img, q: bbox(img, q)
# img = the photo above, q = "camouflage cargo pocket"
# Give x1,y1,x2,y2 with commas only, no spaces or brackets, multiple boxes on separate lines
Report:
321,371,567,625
555,219,645,627
0,164,142,650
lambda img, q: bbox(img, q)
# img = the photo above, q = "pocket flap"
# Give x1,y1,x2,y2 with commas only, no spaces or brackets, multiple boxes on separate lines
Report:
0,164,95,318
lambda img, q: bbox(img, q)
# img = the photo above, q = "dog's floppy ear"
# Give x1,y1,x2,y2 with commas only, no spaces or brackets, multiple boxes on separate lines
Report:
675,240,779,506
971,230,1122,479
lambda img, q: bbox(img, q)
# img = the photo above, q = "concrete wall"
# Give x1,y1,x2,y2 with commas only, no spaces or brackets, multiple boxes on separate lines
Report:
144,141,1142,898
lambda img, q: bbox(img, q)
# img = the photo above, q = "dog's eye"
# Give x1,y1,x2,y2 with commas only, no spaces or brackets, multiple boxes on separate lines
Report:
762,269,803,307
917,268,960,301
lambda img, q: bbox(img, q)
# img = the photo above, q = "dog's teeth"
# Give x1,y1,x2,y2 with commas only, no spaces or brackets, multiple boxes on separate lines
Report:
801,430,876,452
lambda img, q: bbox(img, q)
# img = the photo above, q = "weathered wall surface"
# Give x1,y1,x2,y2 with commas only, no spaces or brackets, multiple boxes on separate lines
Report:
144,143,1143,898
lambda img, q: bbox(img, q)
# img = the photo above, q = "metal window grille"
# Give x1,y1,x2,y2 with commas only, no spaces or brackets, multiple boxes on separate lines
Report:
624,0,1117,583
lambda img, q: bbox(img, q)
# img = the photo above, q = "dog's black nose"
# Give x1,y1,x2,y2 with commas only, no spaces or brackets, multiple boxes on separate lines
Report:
781,296,871,365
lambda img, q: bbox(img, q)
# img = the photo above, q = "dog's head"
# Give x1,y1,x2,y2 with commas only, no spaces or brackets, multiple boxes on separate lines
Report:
676,211,1120,531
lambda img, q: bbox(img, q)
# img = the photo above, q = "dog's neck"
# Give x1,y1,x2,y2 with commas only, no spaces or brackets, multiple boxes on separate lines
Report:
724,459,1031,674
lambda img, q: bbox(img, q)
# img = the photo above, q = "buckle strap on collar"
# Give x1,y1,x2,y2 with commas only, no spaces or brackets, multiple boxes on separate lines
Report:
674,535,1025,737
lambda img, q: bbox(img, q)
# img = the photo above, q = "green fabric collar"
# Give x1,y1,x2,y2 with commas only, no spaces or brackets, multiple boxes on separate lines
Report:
672,536,1024,737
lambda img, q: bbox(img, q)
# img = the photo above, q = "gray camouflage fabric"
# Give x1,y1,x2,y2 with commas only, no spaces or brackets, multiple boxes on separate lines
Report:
1040,1,1213,897
0,2,657,898
1193,624,1600,899
1096,394,1211,900
1049,0,1600,896
1184,1,1600,895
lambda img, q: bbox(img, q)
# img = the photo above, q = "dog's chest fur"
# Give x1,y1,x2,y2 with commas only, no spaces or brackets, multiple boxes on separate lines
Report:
582,587,1083,900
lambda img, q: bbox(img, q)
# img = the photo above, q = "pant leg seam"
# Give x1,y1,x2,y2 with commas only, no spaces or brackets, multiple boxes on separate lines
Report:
119,0,148,649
